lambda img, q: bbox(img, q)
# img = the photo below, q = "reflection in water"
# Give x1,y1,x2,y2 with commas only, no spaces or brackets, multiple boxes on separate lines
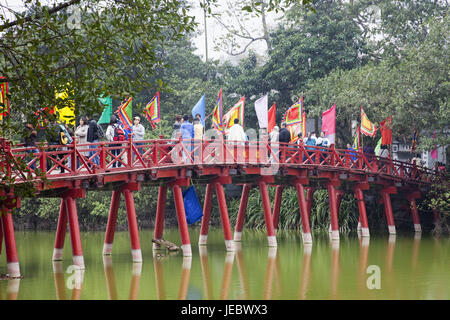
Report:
357,236,370,298
235,242,249,299
298,244,312,300
219,252,234,300
102,256,142,300
53,261,84,300
178,257,192,300
199,246,214,299
330,240,340,300
0,278,21,300
412,232,421,271
263,247,277,300
385,235,396,299
153,253,166,300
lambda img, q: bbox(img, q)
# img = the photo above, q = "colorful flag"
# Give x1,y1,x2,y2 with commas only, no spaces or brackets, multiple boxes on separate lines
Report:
117,96,133,130
374,137,382,155
34,107,55,128
411,129,417,152
98,95,113,125
284,96,303,126
288,123,302,142
321,104,336,145
302,112,306,137
360,106,377,137
380,116,392,145
211,89,224,132
54,87,75,125
223,96,245,133
352,126,360,151
145,92,160,129
254,95,268,129
268,103,276,133
0,77,9,121
192,94,205,126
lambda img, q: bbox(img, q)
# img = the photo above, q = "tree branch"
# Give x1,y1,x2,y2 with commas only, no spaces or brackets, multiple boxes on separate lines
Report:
0,0,81,32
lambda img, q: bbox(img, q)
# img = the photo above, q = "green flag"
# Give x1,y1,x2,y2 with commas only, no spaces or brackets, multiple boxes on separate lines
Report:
98,95,113,124
374,137,382,155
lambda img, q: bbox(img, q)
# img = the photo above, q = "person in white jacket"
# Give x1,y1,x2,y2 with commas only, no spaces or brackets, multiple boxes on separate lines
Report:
226,118,247,162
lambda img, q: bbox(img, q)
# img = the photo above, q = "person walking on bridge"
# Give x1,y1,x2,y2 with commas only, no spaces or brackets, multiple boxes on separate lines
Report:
86,114,101,166
180,114,194,163
278,122,290,162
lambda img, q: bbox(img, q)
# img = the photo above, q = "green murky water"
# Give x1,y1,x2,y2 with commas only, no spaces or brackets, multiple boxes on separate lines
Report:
1,228,449,300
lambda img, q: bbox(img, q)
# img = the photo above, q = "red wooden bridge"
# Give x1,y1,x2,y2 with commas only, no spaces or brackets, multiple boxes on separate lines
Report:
0,136,443,277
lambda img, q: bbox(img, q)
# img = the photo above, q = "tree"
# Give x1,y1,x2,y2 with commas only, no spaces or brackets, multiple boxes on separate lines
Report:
0,0,196,135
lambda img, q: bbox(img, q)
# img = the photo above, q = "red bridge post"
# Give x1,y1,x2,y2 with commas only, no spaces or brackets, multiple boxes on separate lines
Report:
53,189,86,269
407,191,422,233
52,198,68,261
1,207,21,277
326,182,340,240
259,181,277,247
295,183,313,244
215,182,235,251
380,187,397,235
103,190,121,255
153,185,167,250
272,185,284,235
173,184,192,256
305,187,315,220
353,184,370,237
199,183,214,245
233,184,251,242
123,187,142,262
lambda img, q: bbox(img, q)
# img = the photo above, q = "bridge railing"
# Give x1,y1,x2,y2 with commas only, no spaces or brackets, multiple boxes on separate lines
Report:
1,137,442,184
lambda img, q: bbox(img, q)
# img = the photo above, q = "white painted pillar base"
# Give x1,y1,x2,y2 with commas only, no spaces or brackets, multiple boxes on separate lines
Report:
198,234,208,245
7,262,21,278
182,244,192,257
233,232,242,242
330,230,340,240
357,222,362,232
102,243,113,255
267,236,277,247
132,249,142,263
182,256,192,269
225,240,235,251
225,251,235,264
388,234,396,244
388,225,396,235
302,232,313,244
361,227,370,238
328,224,332,233
414,224,422,233
73,255,85,270
303,243,312,255
52,248,64,261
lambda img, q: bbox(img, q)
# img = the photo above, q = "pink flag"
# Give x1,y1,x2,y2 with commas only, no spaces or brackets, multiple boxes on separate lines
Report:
321,104,336,145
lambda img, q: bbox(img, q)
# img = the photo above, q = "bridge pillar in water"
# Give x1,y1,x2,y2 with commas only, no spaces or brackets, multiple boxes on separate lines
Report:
305,187,315,220
233,184,251,241
259,181,277,247
407,191,422,233
152,185,167,250
103,190,121,255
172,184,192,256
102,183,142,262
53,189,85,269
380,187,397,235
198,180,234,251
272,185,284,235
1,205,21,277
353,184,370,237
199,183,214,245
295,183,312,244
326,182,340,240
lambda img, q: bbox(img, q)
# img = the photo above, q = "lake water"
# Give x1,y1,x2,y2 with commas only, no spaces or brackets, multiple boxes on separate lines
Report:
1,228,449,300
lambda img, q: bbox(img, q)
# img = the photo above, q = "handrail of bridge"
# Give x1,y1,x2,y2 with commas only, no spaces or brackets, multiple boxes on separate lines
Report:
0,136,444,185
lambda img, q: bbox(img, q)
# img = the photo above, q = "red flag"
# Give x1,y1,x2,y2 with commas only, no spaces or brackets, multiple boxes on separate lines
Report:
380,116,392,145
321,104,336,145
268,103,276,133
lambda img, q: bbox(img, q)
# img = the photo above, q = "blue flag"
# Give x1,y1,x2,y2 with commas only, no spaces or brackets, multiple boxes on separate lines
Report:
183,186,203,225
191,94,205,126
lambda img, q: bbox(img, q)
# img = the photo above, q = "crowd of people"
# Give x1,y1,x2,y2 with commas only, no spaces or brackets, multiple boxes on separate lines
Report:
21,113,437,171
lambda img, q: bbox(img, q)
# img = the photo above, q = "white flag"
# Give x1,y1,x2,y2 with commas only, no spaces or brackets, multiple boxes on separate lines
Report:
254,94,268,129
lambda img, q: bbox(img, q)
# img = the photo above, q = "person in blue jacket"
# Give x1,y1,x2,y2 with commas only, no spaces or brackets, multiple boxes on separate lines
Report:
180,114,194,162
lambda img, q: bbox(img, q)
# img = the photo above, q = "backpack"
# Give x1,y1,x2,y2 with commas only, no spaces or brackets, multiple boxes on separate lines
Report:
113,125,126,142
97,123,105,139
